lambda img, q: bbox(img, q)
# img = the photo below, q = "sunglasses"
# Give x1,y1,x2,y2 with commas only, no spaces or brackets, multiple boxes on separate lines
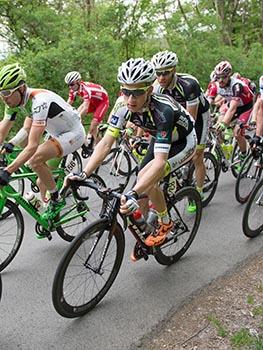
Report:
156,68,174,77
216,74,229,81
0,85,21,98
121,86,149,97
68,82,78,87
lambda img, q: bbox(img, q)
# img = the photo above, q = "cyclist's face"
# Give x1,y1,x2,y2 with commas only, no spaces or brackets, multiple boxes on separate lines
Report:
69,81,80,91
0,86,23,107
122,84,153,113
216,74,230,88
156,67,175,88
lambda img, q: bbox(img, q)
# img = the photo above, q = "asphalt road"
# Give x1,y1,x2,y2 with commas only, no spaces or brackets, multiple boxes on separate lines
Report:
1,170,263,350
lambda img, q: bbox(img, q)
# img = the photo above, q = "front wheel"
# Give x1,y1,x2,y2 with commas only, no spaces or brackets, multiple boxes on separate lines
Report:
242,177,263,238
52,220,125,318
235,153,262,204
0,200,24,272
154,187,202,265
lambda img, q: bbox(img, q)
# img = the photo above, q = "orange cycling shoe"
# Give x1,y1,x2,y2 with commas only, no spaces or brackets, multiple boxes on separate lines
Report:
144,220,173,247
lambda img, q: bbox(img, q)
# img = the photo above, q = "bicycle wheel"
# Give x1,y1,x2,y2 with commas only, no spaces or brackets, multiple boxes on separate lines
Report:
52,220,125,318
56,174,106,242
207,143,222,176
242,177,263,238
154,187,202,266
188,152,219,207
235,154,262,204
63,151,82,175
95,147,132,189
0,274,2,301
0,200,24,272
230,142,243,178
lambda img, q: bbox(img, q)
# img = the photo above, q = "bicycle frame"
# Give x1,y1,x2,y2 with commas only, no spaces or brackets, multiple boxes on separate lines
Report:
0,171,89,233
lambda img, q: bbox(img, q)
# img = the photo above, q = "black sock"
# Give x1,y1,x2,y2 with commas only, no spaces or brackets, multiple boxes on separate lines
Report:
50,191,59,201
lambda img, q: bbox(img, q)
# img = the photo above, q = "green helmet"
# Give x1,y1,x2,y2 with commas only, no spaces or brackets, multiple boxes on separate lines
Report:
0,63,26,90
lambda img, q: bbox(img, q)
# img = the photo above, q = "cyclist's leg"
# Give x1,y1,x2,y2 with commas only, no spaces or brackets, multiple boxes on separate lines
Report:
92,99,109,144
192,110,210,198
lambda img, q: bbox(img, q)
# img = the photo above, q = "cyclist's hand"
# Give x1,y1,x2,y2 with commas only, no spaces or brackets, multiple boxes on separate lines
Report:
215,121,227,131
63,171,87,188
1,143,14,154
0,169,11,186
120,190,139,215
250,135,261,147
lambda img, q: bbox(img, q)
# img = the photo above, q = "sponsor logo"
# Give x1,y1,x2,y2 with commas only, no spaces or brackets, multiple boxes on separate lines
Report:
33,102,48,114
110,115,119,125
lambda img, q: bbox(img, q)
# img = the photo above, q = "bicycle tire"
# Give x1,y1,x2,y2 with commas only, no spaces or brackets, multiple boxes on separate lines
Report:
0,274,2,301
230,142,242,178
207,142,222,176
52,220,125,318
56,173,106,242
154,187,202,266
95,147,132,189
0,200,24,272
242,177,263,238
188,152,219,207
235,153,262,204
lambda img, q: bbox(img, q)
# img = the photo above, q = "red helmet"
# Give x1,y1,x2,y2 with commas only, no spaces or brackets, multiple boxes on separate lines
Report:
214,61,232,76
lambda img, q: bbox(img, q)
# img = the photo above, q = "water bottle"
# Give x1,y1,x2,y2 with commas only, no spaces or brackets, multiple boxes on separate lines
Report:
132,209,146,232
84,134,93,149
25,192,42,211
222,143,233,160
224,127,233,143
146,205,158,232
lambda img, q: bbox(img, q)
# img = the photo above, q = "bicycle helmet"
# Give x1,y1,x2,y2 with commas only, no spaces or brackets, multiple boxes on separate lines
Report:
64,71,81,85
151,51,178,70
210,70,216,82
117,58,156,85
214,61,232,76
0,63,26,90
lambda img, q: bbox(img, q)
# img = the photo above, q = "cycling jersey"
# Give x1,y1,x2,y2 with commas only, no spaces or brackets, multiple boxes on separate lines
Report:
4,88,85,156
260,76,263,99
107,94,195,154
153,73,210,146
208,77,254,106
68,81,109,123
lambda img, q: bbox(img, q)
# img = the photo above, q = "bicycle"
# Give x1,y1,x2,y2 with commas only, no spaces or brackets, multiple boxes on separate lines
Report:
0,162,106,272
235,135,262,204
1,147,83,197
52,176,202,318
242,175,263,238
81,123,109,158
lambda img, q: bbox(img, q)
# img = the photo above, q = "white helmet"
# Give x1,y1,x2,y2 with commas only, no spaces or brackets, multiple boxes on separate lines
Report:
210,70,216,82
64,71,81,85
151,51,178,70
214,61,232,76
117,58,156,85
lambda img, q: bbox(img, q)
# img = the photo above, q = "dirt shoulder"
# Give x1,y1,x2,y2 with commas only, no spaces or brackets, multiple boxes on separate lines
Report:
136,252,263,350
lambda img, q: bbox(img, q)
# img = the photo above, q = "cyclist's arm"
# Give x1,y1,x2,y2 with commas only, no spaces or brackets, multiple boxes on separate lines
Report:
83,133,116,176
254,98,263,136
222,99,239,124
78,101,90,119
187,103,199,120
8,116,32,147
5,124,45,174
0,119,13,144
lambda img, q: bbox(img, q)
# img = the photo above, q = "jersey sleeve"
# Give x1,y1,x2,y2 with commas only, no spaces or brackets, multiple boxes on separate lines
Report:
68,89,76,104
4,106,19,121
106,96,128,138
81,84,92,103
31,96,49,127
232,83,244,98
186,79,201,107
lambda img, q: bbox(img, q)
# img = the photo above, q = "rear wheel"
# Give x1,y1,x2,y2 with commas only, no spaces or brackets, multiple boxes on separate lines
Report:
242,177,263,238
0,200,24,272
52,220,125,318
154,187,202,265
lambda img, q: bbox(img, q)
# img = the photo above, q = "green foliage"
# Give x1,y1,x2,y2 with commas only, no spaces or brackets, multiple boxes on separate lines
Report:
231,328,263,349
207,314,229,337
0,0,262,134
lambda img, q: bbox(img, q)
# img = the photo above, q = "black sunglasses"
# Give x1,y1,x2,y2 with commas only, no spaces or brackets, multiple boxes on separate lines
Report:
121,87,149,97
156,69,173,77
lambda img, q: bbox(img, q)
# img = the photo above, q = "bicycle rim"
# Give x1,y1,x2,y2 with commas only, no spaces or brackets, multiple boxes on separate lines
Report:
0,200,24,272
52,220,125,318
235,154,262,204
242,178,263,238
154,187,202,265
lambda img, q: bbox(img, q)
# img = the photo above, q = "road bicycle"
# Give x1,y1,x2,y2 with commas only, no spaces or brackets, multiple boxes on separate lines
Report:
2,147,83,196
52,176,202,318
242,175,263,238
0,161,105,272
235,140,263,204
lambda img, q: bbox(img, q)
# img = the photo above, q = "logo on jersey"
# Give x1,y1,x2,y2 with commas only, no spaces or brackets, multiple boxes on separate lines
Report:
32,120,46,126
110,115,119,125
33,102,48,114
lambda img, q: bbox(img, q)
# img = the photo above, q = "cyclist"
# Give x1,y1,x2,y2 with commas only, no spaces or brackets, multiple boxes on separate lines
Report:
67,58,197,257
250,75,263,153
0,63,85,218
208,61,254,165
65,71,109,148
151,50,210,212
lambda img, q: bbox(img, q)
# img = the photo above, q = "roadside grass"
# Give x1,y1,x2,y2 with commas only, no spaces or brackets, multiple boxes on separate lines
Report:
207,284,263,349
